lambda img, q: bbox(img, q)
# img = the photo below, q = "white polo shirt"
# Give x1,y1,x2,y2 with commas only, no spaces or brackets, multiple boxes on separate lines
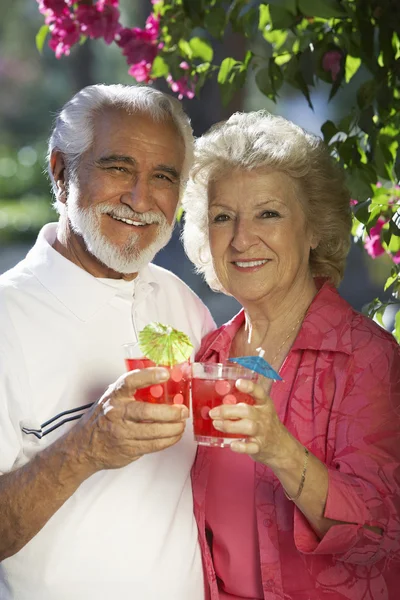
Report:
0,223,215,600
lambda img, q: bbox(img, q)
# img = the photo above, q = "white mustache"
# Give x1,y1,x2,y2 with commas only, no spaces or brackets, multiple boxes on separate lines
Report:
98,205,165,225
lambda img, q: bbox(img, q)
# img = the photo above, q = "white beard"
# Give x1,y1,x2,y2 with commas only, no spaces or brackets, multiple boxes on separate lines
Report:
65,194,175,274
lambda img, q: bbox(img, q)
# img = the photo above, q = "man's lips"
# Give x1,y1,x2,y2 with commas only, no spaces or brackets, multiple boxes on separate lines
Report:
108,214,148,227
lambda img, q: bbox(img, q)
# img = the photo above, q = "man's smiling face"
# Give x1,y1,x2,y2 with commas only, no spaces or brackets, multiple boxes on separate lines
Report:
64,107,185,275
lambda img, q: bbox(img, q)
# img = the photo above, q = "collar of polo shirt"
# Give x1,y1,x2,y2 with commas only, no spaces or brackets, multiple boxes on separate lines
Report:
24,223,158,322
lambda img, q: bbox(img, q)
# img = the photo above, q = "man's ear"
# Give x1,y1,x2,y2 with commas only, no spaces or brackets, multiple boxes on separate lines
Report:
50,150,67,205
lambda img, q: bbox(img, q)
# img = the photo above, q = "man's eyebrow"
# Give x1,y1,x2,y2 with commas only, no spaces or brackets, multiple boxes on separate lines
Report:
95,156,180,179
95,154,136,167
155,164,180,179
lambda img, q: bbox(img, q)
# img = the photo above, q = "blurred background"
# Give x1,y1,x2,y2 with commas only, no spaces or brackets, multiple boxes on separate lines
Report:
0,0,396,327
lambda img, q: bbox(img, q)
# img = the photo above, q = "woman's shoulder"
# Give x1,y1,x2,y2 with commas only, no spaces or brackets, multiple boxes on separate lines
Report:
196,310,245,362
348,307,399,360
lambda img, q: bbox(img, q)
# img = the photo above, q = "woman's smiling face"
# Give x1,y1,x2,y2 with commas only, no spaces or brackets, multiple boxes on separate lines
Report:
208,168,318,305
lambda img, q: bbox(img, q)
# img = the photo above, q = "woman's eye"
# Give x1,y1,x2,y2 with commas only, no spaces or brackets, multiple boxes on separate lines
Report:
213,214,230,223
261,210,279,218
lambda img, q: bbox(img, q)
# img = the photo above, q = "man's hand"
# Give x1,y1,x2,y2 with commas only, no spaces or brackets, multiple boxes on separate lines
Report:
71,367,189,472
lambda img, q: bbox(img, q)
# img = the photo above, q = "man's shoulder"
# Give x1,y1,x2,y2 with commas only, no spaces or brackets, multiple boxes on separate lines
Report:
147,263,205,304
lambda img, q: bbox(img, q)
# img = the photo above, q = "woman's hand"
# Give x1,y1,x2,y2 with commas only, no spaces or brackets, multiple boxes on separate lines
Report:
209,378,293,467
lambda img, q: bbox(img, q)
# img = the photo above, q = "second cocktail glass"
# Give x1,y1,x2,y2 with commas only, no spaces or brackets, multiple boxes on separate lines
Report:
191,362,258,447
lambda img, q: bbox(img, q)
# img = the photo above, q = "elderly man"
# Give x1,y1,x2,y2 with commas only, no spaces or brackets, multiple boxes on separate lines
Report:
0,84,214,600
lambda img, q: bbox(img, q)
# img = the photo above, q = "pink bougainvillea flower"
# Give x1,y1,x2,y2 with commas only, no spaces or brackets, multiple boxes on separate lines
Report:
76,0,121,45
166,73,195,100
145,13,159,39
322,49,342,81
350,199,358,206
116,27,158,82
37,0,71,18
364,217,387,259
48,13,80,57
116,13,159,83
392,251,400,264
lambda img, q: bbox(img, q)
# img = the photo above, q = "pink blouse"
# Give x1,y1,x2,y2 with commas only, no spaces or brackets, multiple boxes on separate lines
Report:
205,448,264,599
192,281,400,600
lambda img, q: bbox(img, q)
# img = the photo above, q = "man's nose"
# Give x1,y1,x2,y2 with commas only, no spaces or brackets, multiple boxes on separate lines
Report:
231,218,258,252
120,178,154,212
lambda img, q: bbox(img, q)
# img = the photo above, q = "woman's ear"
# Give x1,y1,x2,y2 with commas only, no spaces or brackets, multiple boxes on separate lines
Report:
50,150,67,205
310,232,320,250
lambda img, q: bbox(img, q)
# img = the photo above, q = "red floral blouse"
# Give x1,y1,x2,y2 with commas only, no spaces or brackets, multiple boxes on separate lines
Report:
192,281,400,600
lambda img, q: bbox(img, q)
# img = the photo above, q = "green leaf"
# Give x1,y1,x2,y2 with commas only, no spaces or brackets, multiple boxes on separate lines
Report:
269,5,296,29
394,310,400,344
255,67,275,97
357,80,378,110
36,25,49,55
151,55,170,78
266,0,297,14
284,56,313,109
218,57,239,85
189,36,213,62
384,271,399,292
259,4,271,30
347,170,373,204
321,120,338,143
298,0,346,18
345,55,361,83
204,5,226,39
178,39,193,59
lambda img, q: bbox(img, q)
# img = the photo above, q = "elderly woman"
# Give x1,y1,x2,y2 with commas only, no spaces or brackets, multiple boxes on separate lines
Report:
182,111,400,600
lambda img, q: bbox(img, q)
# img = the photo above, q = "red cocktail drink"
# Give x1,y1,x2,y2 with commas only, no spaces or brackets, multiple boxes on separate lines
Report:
124,356,190,407
191,363,258,447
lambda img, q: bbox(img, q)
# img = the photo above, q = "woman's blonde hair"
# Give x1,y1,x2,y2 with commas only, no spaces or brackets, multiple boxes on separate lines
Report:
181,110,352,291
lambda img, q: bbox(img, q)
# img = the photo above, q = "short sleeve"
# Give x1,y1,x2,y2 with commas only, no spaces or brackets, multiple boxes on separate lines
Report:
0,322,25,475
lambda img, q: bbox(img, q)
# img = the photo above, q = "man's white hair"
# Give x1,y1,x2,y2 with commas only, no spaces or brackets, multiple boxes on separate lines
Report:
47,83,194,213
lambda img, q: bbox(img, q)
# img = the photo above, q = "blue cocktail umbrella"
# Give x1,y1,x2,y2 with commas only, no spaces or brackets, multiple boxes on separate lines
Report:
229,347,282,381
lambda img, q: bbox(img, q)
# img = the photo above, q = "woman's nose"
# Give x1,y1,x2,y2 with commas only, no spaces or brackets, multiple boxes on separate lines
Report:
230,219,258,252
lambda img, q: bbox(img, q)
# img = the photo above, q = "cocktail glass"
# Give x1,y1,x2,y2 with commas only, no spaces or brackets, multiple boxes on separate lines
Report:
122,342,191,407
191,362,258,447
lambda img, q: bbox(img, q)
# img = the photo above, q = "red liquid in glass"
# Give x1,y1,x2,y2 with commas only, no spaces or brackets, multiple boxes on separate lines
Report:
125,358,190,407
191,377,255,440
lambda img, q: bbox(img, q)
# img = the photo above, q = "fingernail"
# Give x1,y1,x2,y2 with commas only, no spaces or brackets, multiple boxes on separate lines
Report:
213,420,223,430
180,406,189,419
209,409,220,418
237,378,251,391
156,368,169,381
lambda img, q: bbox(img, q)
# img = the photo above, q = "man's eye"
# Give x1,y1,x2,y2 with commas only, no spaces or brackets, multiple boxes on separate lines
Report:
107,166,128,173
155,174,173,183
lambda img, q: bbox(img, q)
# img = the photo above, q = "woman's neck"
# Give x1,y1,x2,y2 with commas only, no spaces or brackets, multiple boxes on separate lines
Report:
231,275,318,366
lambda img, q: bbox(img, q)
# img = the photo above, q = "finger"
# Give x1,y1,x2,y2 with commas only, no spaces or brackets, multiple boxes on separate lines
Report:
128,421,186,440
235,378,271,406
125,400,188,423
230,439,261,455
124,367,170,393
140,434,184,454
209,402,254,420
212,417,258,436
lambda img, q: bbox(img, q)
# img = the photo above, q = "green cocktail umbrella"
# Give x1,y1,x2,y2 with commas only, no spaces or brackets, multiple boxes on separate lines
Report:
138,322,194,367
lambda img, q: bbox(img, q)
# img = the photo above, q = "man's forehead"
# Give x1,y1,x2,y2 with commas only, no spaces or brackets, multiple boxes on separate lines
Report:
89,106,184,158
